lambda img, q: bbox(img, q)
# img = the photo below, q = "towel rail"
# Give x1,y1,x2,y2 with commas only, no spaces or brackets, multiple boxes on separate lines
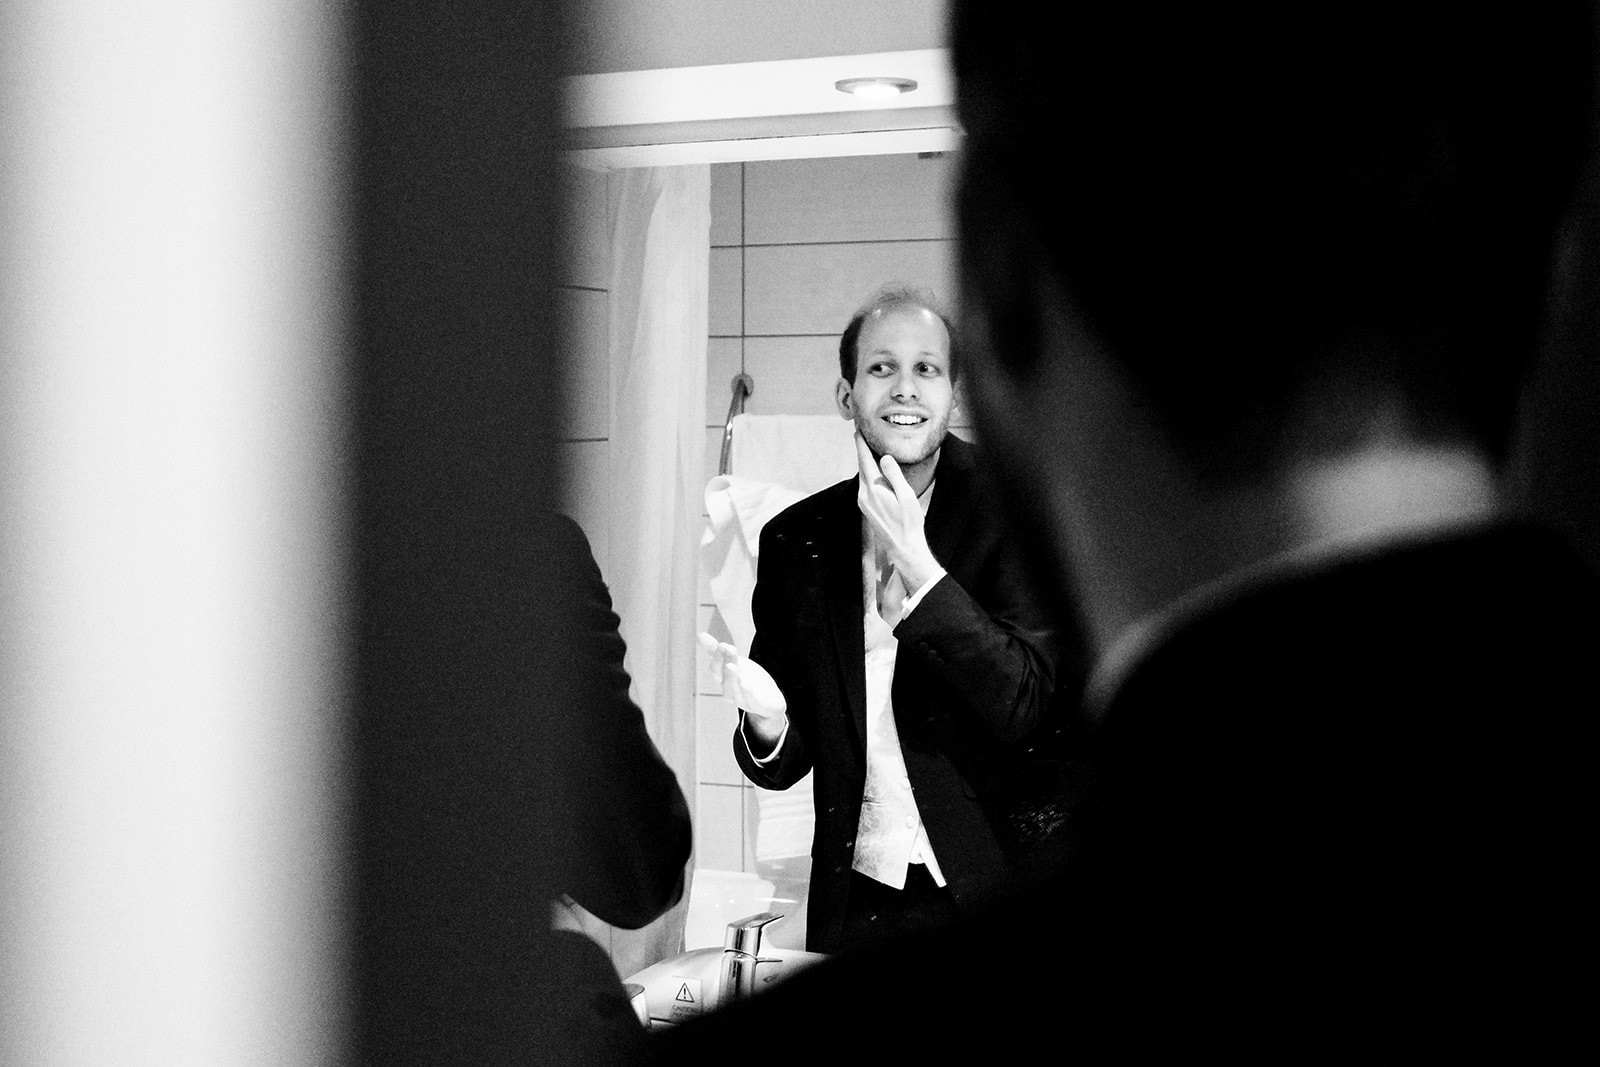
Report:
718,373,754,476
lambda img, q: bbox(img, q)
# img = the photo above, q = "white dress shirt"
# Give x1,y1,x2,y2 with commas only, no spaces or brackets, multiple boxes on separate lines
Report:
851,479,947,889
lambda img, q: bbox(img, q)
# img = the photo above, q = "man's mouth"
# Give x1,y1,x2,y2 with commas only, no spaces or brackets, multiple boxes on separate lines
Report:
883,413,926,427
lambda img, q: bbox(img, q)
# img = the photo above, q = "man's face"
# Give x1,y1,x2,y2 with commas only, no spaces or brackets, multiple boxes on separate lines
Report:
836,304,955,472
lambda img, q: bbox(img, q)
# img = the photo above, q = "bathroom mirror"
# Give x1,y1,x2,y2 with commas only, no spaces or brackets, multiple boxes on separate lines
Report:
554,0,970,999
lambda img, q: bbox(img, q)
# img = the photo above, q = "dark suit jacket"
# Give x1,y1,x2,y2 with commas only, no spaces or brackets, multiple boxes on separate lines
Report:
544,509,692,929
659,521,1597,1059
536,511,694,1065
732,435,1077,953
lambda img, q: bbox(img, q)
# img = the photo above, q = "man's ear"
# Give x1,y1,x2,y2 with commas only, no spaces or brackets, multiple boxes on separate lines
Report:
834,377,854,420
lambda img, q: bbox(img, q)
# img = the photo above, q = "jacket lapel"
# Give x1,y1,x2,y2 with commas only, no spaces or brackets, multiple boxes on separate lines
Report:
816,480,868,757
924,435,976,566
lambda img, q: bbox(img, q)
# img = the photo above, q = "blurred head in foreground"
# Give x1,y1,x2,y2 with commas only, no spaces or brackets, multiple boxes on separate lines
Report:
952,3,1597,649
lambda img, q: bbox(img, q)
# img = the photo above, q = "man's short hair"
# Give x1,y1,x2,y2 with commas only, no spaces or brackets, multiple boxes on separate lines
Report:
838,284,959,384
954,4,1596,477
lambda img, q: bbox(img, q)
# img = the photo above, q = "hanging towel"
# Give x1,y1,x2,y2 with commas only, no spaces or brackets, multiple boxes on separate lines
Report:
701,474,806,652
701,415,855,652
728,414,856,501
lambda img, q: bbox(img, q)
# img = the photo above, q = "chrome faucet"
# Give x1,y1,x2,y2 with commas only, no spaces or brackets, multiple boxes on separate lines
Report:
624,910,826,1028
718,912,786,1004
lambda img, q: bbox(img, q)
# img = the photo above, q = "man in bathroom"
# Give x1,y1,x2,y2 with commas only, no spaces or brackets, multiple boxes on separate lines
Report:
656,2,1598,1055
703,284,1082,957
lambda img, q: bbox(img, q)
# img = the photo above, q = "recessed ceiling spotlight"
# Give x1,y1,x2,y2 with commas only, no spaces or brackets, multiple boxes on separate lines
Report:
835,76,918,100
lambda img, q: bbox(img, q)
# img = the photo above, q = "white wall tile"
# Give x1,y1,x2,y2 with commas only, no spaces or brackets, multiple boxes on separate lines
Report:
740,786,765,875
708,246,743,337
745,153,956,245
703,426,724,510
697,538,717,607
710,162,743,248
743,336,843,417
705,336,743,430
557,286,610,440
696,694,742,787
744,239,955,336
695,784,745,871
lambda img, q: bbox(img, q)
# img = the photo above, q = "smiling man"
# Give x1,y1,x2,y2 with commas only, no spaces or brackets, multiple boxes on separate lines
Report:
836,294,953,497
703,285,1083,956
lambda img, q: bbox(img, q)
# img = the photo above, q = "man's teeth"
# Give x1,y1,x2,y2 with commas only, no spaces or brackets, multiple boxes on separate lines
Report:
887,414,924,426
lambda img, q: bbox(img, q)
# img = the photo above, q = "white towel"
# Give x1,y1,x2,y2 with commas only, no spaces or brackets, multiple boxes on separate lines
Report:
728,413,856,499
701,475,805,652
701,415,855,651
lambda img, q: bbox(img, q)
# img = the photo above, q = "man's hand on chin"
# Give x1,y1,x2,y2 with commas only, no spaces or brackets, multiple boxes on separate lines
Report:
855,432,942,593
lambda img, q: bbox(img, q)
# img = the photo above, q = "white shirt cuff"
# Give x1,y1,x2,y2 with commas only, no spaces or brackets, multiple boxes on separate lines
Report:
898,568,947,619
740,709,789,765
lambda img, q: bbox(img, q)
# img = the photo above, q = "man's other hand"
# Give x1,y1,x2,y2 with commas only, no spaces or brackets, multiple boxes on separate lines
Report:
697,632,787,726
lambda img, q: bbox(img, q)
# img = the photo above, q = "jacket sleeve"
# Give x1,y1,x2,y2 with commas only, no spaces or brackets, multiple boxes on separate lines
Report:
550,514,693,930
891,524,1062,746
731,520,815,791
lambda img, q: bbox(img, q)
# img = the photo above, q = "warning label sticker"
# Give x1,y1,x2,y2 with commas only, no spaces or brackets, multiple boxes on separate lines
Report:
668,976,703,1020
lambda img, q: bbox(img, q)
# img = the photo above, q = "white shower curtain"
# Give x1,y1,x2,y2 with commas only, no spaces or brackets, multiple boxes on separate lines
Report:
602,165,709,977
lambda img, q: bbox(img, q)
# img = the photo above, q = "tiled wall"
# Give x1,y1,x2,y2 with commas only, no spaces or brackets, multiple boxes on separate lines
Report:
694,152,964,883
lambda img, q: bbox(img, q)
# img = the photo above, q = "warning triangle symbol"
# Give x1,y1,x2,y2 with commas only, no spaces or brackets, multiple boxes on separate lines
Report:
675,983,696,1004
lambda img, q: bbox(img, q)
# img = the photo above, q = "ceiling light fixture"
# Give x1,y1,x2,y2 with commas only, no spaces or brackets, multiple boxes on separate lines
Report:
834,76,918,100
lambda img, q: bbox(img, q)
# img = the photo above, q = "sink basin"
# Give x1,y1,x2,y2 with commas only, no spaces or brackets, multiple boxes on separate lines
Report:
622,912,826,1029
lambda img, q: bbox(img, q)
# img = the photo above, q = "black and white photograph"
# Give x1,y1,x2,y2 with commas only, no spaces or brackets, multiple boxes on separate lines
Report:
4,3,1596,1063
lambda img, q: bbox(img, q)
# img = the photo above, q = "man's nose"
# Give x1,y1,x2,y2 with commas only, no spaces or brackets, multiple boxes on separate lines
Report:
891,370,919,399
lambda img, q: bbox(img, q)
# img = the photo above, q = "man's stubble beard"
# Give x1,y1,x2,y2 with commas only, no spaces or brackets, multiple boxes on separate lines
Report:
856,407,952,468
